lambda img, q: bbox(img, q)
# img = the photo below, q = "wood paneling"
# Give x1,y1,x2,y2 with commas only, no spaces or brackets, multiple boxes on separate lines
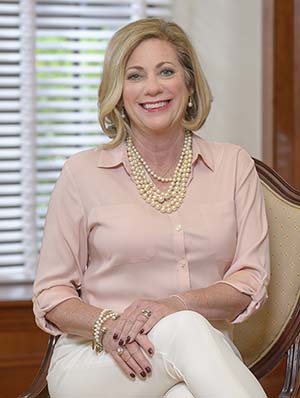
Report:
260,357,287,397
264,0,300,189
0,287,48,398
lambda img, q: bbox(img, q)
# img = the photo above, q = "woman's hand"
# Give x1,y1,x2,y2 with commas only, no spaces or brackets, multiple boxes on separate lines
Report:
111,296,185,347
102,318,155,381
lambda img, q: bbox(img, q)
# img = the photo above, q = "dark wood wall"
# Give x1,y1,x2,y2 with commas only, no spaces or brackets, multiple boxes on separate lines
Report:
0,285,48,398
263,0,300,190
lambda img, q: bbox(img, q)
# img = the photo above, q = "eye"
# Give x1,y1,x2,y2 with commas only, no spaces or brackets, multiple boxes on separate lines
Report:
160,68,175,77
127,72,142,81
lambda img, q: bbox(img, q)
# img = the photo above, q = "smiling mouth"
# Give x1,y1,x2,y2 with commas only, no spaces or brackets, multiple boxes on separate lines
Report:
140,100,171,111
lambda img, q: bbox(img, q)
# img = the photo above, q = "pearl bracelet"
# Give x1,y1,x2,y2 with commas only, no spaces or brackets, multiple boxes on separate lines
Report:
170,294,188,310
92,309,119,354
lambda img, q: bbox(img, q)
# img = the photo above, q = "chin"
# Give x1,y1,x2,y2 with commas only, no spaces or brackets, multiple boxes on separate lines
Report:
143,119,176,132
144,125,173,134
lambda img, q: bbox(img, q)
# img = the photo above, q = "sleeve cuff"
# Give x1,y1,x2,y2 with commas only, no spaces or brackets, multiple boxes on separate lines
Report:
214,280,268,324
33,285,81,335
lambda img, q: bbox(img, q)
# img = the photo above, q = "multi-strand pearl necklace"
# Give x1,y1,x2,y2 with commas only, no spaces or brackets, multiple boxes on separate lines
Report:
126,131,193,214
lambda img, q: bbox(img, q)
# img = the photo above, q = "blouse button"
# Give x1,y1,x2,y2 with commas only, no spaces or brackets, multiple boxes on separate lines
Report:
175,224,182,232
179,259,187,268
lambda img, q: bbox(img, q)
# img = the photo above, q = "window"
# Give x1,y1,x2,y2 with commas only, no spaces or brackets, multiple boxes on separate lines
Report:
0,0,173,282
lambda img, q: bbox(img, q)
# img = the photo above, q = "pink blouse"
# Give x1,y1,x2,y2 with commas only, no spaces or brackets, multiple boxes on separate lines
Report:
33,133,270,338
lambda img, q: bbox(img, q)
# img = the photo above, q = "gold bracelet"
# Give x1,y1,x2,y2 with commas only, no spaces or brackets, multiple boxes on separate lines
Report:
92,309,119,354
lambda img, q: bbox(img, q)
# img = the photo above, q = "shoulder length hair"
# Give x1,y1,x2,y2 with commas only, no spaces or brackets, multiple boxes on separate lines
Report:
98,18,212,149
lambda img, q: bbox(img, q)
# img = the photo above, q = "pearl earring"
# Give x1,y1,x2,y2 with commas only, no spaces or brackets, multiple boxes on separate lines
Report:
121,107,126,119
188,96,193,108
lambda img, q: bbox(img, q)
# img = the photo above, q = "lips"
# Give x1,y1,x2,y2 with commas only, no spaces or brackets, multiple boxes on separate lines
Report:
140,100,171,111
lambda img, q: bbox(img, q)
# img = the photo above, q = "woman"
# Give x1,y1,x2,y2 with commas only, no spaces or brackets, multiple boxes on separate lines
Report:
33,18,269,398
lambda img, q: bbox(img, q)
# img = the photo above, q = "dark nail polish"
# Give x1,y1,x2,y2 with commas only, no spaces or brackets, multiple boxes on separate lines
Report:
126,336,130,343
140,328,144,334
113,333,118,340
130,373,135,379
145,366,151,373
140,371,146,377
119,339,124,346
148,348,153,355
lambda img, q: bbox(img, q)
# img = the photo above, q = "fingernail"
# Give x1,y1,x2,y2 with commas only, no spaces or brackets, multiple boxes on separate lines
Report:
119,339,124,346
140,371,146,377
140,328,144,334
126,336,130,343
148,348,153,355
145,366,151,373
113,333,118,340
130,373,135,379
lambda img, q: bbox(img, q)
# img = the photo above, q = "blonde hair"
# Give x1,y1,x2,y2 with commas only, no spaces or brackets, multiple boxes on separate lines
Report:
98,18,212,149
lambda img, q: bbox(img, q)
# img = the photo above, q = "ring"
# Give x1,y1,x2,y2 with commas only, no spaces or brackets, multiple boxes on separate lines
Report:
117,347,124,356
141,309,152,318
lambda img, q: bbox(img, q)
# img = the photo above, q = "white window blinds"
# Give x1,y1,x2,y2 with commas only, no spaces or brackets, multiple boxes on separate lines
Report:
0,0,173,282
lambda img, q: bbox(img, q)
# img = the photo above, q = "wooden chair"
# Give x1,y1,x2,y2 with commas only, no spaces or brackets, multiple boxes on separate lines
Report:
19,159,300,398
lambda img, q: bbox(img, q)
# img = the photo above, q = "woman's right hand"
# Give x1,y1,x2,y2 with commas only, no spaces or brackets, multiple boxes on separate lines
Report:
102,318,154,381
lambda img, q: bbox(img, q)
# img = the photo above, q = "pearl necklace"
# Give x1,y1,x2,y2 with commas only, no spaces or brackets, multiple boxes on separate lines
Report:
126,131,193,214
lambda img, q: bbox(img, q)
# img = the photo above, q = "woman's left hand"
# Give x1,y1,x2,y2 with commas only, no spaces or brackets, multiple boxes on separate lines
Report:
111,296,186,347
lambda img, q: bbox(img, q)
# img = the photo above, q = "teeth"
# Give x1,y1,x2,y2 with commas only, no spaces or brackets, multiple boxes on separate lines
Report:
142,101,168,110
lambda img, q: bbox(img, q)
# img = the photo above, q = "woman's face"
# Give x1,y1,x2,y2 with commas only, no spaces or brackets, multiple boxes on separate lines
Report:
122,38,191,136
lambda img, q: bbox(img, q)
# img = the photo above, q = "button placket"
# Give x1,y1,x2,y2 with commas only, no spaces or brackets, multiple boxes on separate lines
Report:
170,214,191,291
175,224,182,232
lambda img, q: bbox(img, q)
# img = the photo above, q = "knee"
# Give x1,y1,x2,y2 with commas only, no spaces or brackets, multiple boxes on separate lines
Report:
149,310,215,357
152,310,211,340
172,310,212,335
166,310,210,328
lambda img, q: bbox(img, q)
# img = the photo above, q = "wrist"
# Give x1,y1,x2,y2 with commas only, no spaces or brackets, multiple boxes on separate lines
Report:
169,294,188,310
103,317,115,333
92,309,119,353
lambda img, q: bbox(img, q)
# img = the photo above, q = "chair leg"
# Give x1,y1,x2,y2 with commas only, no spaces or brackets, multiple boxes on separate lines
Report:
279,334,300,398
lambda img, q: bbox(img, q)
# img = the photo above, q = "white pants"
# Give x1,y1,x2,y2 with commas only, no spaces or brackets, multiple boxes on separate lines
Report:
47,311,267,398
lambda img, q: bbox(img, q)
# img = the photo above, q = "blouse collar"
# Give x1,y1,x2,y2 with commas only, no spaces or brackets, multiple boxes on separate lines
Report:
96,131,215,172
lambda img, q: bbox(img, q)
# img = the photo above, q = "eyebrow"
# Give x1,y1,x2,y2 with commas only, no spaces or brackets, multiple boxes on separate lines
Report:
126,61,176,72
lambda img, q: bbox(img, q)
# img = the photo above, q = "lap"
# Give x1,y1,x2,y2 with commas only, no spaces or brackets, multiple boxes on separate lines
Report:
47,311,241,398
47,334,177,398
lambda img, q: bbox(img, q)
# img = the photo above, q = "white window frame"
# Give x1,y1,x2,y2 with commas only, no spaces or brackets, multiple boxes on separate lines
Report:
0,0,174,284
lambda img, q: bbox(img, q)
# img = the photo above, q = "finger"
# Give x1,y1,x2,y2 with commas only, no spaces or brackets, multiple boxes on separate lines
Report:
126,341,152,376
112,304,139,343
110,350,137,381
140,310,168,335
112,347,147,381
117,317,135,345
125,317,146,343
118,307,152,344
110,316,127,342
135,333,155,357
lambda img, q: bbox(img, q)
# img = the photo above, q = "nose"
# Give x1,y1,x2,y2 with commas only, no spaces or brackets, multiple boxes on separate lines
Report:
145,74,163,96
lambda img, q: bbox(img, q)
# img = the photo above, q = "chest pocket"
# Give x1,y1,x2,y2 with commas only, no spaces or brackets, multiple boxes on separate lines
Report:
88,204,157,268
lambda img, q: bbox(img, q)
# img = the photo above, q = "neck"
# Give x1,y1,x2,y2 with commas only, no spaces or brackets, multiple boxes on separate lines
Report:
130,128,186,175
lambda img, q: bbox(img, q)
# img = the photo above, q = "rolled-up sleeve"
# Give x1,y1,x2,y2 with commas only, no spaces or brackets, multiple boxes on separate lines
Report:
216,148,270,323
33,162,88,335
